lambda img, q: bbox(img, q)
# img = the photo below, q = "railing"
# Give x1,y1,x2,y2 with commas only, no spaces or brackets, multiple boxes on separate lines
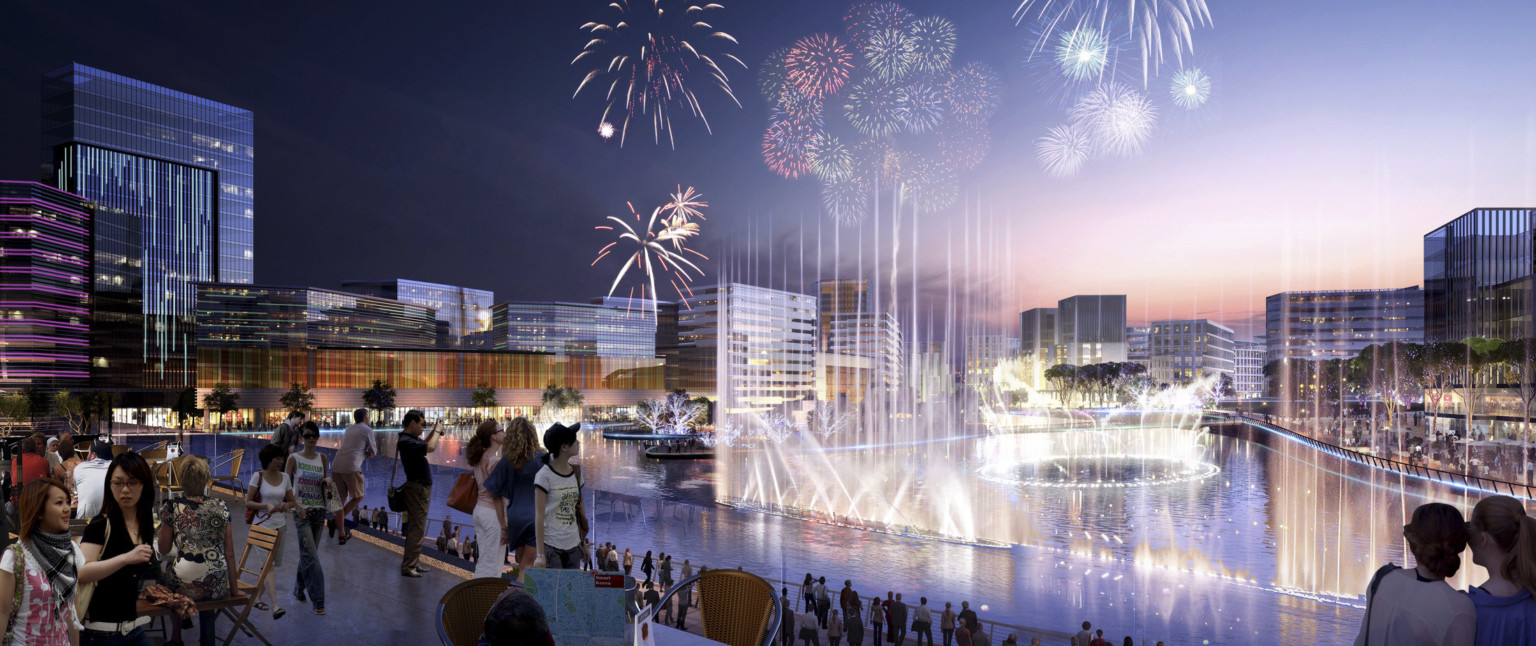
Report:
1218,412,1536,500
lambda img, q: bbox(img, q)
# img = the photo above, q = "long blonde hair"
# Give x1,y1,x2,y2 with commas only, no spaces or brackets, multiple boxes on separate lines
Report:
503,417,539,470
1470,495,1536,595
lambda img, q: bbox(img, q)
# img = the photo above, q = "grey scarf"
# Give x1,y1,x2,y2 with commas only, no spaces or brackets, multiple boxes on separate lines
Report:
29,529,78,619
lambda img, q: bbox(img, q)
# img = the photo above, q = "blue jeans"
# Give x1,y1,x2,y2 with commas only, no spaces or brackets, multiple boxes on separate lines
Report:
81,627,151,646
294,509,326,609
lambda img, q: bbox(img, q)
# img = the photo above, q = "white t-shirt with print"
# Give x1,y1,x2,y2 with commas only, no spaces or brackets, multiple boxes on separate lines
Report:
1,541,85,646
532,462,582,550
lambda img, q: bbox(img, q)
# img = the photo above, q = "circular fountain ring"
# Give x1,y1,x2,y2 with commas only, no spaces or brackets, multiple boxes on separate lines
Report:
978,454,1220,488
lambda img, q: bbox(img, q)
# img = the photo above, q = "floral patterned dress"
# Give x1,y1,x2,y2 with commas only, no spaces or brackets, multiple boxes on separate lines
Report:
1,540,82,646
161,497,231,602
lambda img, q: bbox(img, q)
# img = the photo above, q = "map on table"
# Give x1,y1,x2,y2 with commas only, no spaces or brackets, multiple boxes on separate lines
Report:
525,569,629,646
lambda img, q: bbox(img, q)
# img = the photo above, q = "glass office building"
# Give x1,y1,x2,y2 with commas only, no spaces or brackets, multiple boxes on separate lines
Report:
341,279,494,348
1264,287,1424,363
1054,295,1129,365
1147,319,1236,384
0,182,92,387
817,279,870,351
676,284,818,416
195,283,439,350
42,63,253,389
1235,339,1265,399
1424,209,1536,342
490,301,656,358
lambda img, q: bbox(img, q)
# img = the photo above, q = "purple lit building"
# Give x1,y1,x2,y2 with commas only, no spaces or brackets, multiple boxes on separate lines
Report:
0,182,91,387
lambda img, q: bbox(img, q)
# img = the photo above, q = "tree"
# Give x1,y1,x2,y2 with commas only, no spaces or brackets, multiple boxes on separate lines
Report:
541,382,584,417
53,391,87,435
1497,338,1536,480
1421,341,1467,438
1216,373,1236,400
80,392,115,433
201,384,239,431
362,380,397,426
279,382,314,415
563,387,585,412
1044,364,1079,407
19,386,49,426
472,383,497,408
1461,337,1502,438
171,387,202,431
0,393,29,435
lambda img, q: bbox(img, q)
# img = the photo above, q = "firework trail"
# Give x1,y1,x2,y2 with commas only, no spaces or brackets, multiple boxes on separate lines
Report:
1170,67,1211,109
1013,0,1212,84
759,47,792,99
1035,122,1093,178
1055,27,1108,80
592,197,708,318
573,0,746,147
662,186,708,226
1070,82,1157,157
786,33,856,98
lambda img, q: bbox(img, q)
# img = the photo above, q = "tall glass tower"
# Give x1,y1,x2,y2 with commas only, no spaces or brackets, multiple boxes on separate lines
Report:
41,63,253,389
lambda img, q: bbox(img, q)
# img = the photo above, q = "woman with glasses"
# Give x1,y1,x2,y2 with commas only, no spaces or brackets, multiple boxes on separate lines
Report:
285,422,329,615
79,453,159,646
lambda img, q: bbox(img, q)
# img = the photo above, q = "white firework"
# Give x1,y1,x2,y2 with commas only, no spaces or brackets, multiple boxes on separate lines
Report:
1035,122,1092,178
599,121,615,139
1170,68,1211,109
1070,83,1157,157
1054,28,1107,80
1015,0,1213,84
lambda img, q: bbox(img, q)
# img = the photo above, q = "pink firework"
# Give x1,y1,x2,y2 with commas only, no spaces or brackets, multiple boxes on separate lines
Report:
785,33,855,99
762,118,822,179
843,2,914,53
937,119,992,171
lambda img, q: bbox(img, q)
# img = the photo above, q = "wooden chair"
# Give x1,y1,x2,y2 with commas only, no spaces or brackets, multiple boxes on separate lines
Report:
222,524,281,645
111,445,130,458
435,577,512,646
654,569,781,646
209,449,245,493
156,455,192,500
139,446,168,462
73,439,92,459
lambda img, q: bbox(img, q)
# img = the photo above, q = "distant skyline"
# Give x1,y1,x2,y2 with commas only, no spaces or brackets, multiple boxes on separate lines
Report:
3,0,1534,342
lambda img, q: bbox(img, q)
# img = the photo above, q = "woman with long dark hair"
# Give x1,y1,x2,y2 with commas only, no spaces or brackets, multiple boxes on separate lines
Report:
79,453,160,646
484,417,545,580
245,444,296,620
1355,502,1476,646
0,478,90,645
467,420,506,579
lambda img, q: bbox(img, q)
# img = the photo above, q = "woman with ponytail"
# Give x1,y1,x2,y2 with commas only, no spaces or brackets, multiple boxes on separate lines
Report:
1355,502,1476,646
466,420,506,580
1466,495,1536,644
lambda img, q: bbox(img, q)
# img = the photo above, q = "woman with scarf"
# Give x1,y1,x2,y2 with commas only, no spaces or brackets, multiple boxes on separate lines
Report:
0,478,102,645
79,453,159,646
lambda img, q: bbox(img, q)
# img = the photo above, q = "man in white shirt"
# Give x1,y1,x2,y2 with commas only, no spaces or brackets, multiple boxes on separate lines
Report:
332,408,377,544
72,441,114,519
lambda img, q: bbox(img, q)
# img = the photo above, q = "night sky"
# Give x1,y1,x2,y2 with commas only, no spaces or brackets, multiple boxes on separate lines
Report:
4,0,1535,340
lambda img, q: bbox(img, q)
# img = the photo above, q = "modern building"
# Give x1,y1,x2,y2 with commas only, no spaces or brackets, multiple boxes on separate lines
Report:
1127,326,1151,363
1053,295,1129,366
817,279,870,351
1234,339,1264,399
1264,287,1424,363
194,283,438,350
909,341,953,404
964,335,1019,386
1424,208,1536,342
0,182,92,387
825,310,903,391
490,301,656,358
44,63,254,390
1146,319,1236,384
341,279,494,348
674,283,817,417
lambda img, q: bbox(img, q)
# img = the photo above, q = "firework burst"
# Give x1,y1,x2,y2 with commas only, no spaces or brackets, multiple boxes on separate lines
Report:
772,88,824,125
592,198,708,317
851,139,910,190
906,16,957,74
1035,122,1092,178
844,2,915,52
1014,0,1212,84
598,122,615,139
822,178,869,225
786,33,855,99
937,119,991,171
808,134,854,183
1070,82,1157,157
943,62,1000,121
897,81,946,134
1055,27,1108,80
573,0,746,148
662,186,708,226
902,156,958,213
762,118,823,179
758,48,791,99
844,77,904,137
1170,67,1212,109
864,27,916,82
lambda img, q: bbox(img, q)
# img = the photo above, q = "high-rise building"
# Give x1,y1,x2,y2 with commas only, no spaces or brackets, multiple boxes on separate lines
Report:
194,283,439,350
1053,295,1128,365
1127,326,1151,363
341,279,494,348
1264,287,1424,363
817,279,870,351
909,341,953,404
44,64,254,389
1424,208,1536,342
0,182,92,387
490,301,656,358
1018,308,1057,389
964,335,1019,386
1147,319,1236,384
675,284,817,417
1235,339,1264,399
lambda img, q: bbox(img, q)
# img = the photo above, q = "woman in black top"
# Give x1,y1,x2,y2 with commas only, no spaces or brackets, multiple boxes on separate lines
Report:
78,452,157,646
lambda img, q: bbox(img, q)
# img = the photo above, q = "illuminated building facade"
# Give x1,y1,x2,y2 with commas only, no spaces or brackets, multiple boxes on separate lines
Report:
964,335,1018,386
1147,319,1236,384
1424,208,1536,342
0,182,92,387
1127,326,1151,363
43,63,252,390
1235,339,1264,399
677,283,817,416
817,279,870,351
1264,286,1424,363
341,279,493,348
1053,295,1128,366
194,283,438,350
490,300,656,358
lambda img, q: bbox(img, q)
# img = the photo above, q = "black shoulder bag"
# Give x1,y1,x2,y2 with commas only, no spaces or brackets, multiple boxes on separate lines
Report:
1361,562,1401,645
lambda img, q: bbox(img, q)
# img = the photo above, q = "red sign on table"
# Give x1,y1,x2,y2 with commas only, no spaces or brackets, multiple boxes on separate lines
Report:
592,573,626,588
